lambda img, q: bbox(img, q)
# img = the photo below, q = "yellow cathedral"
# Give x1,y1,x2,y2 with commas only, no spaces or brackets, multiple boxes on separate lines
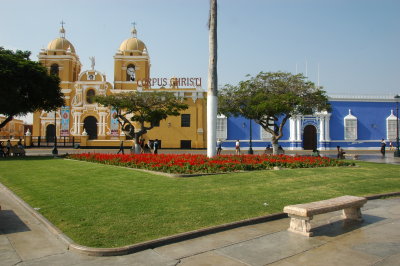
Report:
32,24,207,149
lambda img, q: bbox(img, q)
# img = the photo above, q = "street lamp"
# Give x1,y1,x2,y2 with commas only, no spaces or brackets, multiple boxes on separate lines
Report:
52,109,58,156
248,119,254,154
394,94,400,157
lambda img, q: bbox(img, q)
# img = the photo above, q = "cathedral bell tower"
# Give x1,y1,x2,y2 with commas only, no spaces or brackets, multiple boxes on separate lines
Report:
114,24,150,91
33,22,81,138
38,22,81,105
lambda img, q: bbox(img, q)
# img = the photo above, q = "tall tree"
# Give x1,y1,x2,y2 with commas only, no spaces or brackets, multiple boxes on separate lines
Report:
219,71,331,154
0,47,64,129
95,91,188,153
207,0,218,157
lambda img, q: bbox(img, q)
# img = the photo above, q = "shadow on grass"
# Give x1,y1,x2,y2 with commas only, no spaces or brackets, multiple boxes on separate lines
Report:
311,214,385,237
0,156,60,162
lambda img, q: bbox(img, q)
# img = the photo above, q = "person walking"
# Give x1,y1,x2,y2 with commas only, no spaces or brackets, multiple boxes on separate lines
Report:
336,145,345,159
117,140,124,154
216,139,222,155
235,140,240,155
0,141,5,158
380,138,386,156
17,139,24,148
139,139,145,153
6,140,11,157
153,139,159,154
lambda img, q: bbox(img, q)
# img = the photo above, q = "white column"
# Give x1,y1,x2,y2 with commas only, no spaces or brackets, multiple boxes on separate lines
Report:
325,114,331,141
296,117,302,141
319,117,325,141
98,115,103,136
77,113,82,135
102,114,105,135
73,114,78,134
289,118,296,141
73,112,81,135
99,113,107,136
207,95,217,157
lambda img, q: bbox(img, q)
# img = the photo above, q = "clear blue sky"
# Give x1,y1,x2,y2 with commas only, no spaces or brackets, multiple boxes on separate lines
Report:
1,0,399,98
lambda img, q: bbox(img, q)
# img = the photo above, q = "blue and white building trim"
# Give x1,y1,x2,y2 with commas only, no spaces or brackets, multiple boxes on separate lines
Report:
218,95,399,151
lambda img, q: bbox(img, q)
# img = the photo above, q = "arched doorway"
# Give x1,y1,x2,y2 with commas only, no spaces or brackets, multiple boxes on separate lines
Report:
46,124,55,142
83,116,98,140
303,125,317,150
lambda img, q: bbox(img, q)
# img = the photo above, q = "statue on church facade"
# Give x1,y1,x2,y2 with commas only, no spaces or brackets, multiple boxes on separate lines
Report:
89,56,95,70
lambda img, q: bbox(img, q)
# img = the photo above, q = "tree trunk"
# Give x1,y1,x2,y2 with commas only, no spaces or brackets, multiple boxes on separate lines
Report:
0,115,14,129
207,0,218,158
272,137,279,155
134,134,141,154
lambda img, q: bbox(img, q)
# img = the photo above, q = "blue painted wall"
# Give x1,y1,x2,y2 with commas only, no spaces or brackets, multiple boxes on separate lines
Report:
330,101,393,141
223,99,397,150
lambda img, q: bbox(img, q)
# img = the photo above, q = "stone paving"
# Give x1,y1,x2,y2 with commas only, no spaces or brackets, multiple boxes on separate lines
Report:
0,149,399,265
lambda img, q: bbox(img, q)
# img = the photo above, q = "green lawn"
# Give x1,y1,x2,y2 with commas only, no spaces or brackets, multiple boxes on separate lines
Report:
0,156,399,248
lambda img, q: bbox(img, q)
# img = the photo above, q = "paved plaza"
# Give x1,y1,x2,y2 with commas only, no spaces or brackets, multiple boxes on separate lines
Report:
0,149,399,265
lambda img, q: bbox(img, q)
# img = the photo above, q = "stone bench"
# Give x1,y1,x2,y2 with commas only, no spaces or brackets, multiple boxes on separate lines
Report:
283,195,367,237
344,154,359,160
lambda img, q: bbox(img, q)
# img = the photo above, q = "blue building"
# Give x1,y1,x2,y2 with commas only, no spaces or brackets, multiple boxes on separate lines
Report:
217,95,399,151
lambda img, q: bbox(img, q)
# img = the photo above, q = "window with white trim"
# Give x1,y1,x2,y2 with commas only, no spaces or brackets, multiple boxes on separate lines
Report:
216,115,227,140
344,109,357,140
387,110,399,141
260,125,274,140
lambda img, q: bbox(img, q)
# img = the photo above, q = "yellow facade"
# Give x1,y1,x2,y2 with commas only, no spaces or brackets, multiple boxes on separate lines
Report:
0,117,25,138
33,25,206,149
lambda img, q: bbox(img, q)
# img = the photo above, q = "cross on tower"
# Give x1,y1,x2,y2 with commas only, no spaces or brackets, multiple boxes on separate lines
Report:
59,20,66,37
131,22,137,37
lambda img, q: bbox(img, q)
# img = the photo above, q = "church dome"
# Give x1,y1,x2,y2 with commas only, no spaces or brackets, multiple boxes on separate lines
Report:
47,37,76,53
118,25,148,55
46,24,76,53
119,38,146,52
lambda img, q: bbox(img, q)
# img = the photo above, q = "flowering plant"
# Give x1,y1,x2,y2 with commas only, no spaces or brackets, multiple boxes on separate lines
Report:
67,153,353,174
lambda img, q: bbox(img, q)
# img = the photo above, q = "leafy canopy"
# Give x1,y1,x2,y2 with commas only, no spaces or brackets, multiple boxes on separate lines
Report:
219,71,330,144
0,47,63,128
95,91,188,139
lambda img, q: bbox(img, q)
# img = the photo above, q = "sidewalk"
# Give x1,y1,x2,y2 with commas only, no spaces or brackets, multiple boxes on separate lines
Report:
1,151,399,265
1,187,399,265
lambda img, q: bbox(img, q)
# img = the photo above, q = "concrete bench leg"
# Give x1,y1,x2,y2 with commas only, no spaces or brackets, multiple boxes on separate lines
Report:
287,215,313,237
342,207,363,221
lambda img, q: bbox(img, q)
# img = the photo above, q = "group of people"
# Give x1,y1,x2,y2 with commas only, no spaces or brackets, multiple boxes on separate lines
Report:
138,138,159,154
0,139,25,157
218,139,242,155
216,140,286,156
116,138,394,157
117,139,160,155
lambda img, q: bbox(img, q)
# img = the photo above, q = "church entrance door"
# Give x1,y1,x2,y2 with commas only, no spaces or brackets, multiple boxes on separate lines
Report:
303,125,317,150
83,116,98,140
46,124,55,142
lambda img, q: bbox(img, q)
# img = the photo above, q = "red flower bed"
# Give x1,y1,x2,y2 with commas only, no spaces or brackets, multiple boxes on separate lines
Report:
67,153,353,174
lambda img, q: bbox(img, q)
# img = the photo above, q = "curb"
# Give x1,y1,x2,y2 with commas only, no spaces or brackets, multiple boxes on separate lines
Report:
0,183,75,247
1,182,399,257
364,191,400,200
